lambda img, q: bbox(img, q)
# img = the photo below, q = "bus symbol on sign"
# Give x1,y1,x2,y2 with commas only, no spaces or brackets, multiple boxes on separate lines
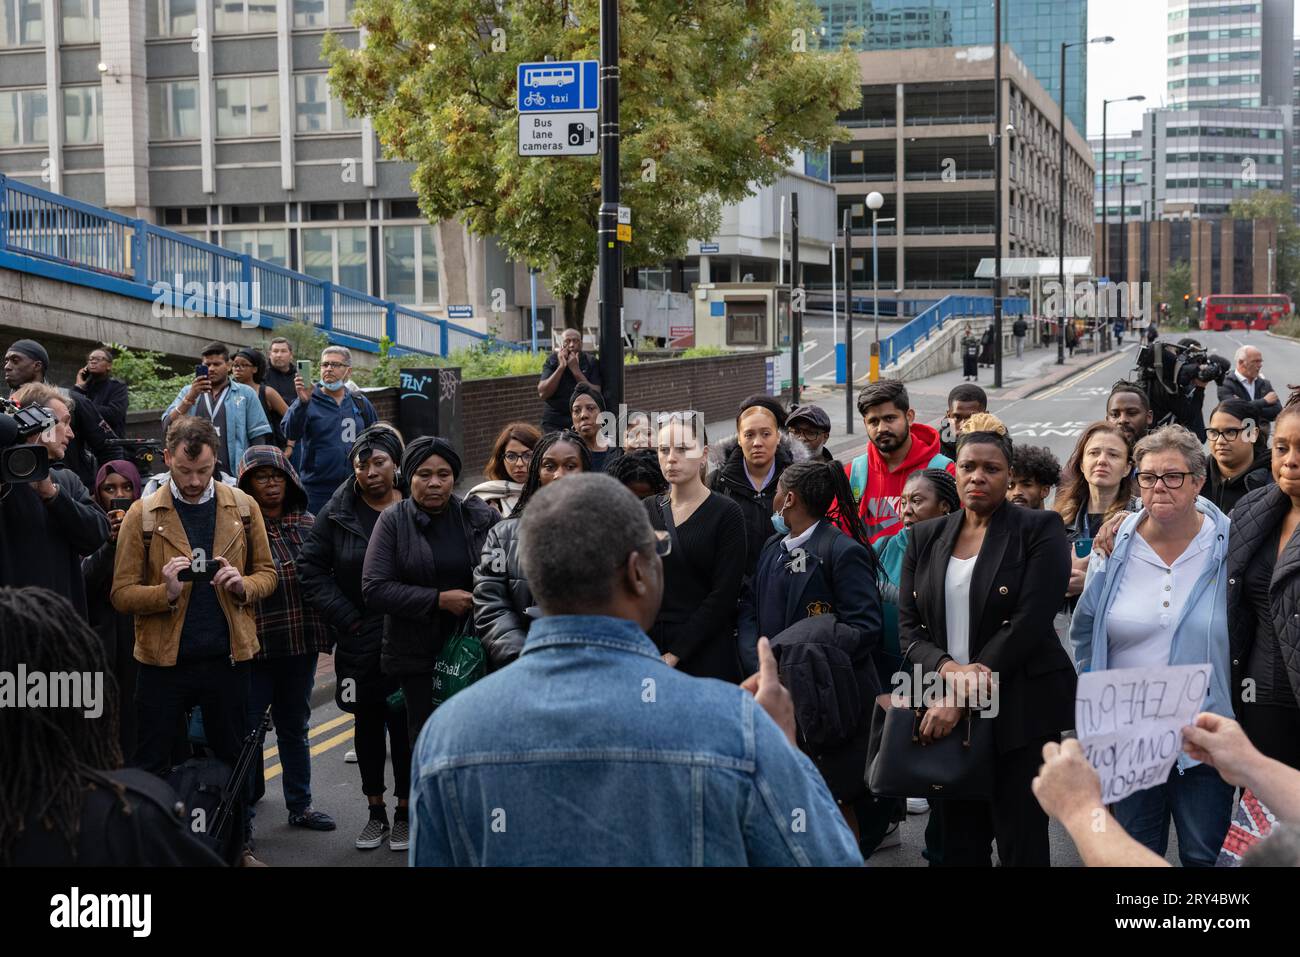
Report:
517,60,599,113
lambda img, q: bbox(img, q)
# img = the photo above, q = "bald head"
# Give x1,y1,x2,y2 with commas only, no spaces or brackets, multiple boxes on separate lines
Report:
1235,345,1263,380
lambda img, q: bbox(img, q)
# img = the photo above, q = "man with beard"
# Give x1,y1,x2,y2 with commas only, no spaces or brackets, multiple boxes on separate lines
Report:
72,346,129,438
1106,381,1153,448
4,338,114,488
786,405,833,461
1009,444,1061,510
845,379,955,544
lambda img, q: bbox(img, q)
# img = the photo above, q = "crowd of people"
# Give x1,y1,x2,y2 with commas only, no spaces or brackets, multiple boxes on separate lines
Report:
2,326,1299,870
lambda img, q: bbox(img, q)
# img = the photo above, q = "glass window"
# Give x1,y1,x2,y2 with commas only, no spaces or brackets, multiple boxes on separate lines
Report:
336,226,367,291
301,228,333,282
63,86,101,144
149,80,200,140
216,76,279,137
222,228,288,267
215,0,277,33
384,226,416,302
147,0,197,37
295,74,361,132
1,0,43,46
293,0,354,28
61,0,99,43
301,226,368,290
0,89,47,147
420,224,439,303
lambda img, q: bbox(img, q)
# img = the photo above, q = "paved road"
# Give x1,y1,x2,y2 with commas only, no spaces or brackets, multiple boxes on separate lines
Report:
258,328,1298,867
800,314,906,384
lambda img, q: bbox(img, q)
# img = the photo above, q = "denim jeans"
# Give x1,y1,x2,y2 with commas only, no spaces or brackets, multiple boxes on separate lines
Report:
1111,763,1235,867
247,653,318,816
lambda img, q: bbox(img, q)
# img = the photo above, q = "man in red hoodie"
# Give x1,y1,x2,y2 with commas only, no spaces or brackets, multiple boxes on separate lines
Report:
846,379,956,543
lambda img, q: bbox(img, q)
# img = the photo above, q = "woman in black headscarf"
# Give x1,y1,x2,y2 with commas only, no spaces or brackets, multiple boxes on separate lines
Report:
362,436,500,745
569,382,624,472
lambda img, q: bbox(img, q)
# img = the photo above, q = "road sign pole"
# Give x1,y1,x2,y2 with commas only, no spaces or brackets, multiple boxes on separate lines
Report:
598,0,623,414
791,191,801,407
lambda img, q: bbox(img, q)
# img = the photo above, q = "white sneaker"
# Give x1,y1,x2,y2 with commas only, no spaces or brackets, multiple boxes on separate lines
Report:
907,797,929,814
876,823,902,849
344,749,357,763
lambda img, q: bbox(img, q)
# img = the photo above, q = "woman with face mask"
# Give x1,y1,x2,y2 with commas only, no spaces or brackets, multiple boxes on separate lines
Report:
362,437,500,746
472,430,592,671
641,413,748,681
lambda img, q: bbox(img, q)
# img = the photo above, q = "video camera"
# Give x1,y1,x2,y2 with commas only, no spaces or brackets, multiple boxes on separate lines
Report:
1133,338,1232,429
0,398,53,484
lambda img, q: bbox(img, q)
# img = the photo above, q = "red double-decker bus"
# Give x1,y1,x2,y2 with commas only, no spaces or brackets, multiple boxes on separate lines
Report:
1201,294,1292,331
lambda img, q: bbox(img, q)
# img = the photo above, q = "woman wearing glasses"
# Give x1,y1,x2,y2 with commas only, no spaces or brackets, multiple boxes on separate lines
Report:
473,430,592,670
469,422,541,518
643,412,748,681
1071,424,1235,867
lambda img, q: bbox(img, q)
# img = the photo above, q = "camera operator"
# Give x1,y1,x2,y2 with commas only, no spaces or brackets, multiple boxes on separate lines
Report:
1140,338,1230,442
0,384,109,618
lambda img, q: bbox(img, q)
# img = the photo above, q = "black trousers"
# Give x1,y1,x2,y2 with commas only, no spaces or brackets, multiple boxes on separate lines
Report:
1239,703,1300,771
924,735,1055,867
962,354,979,378
133,658,251,774
355,691,412,799
400,672,436,750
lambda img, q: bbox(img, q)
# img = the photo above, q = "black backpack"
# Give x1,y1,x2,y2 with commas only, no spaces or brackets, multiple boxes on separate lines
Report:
162,705,270,865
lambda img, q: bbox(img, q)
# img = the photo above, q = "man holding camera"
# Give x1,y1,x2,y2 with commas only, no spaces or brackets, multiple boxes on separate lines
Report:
0,383,109,618
111,417,278,861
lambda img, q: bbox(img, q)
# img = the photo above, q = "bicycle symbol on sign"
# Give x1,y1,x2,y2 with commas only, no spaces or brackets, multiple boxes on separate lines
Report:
524,91,546,107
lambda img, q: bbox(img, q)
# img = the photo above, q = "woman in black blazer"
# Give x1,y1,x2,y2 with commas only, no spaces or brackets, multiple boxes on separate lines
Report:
899,413,1074,867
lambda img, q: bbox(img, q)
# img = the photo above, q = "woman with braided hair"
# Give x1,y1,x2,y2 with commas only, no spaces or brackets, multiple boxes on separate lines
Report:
607,446,668,499
899,412,1074,866
472,430,592,670
1,586,222,865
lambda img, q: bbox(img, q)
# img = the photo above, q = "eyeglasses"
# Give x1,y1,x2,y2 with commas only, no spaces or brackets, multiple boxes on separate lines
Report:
1206,427,1247,443
1135,471,1192,489
248,472,286,485
320,361,348,369
503,451,533,465
788,427,827,442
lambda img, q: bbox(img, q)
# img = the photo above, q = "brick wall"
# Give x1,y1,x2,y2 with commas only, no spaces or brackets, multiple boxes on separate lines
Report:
127,352,774,480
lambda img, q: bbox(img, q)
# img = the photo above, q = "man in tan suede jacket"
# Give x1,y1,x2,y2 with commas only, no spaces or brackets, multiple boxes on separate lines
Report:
111,416,277,863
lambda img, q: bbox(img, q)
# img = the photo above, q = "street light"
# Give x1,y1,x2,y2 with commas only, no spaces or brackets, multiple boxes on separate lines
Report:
1100,94,1144,353
1058,36,1113,364
866,191,894,380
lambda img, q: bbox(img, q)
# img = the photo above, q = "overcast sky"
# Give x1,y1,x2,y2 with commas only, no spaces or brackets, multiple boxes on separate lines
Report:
1085,0,1300,137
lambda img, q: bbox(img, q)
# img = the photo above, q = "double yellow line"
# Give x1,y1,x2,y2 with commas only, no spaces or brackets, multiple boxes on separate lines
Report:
264,712,355,781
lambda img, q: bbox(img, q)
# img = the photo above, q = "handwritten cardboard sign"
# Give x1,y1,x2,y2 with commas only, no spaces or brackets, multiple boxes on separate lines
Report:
1075,664,1212,805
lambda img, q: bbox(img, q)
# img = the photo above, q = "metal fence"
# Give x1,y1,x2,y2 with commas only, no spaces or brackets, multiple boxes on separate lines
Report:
0,173,511,357
880,294,1030,368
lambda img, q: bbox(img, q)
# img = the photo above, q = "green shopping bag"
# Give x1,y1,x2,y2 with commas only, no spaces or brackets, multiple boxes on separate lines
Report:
431,618,486,708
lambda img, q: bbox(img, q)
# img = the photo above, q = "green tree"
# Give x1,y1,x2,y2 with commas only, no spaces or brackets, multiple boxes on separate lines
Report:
1159,260,1192,320
325,0,860,325
1229,189,1298,299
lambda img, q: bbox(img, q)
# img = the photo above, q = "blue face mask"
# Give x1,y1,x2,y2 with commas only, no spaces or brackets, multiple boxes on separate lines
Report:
771,511,788,535
321,378,346,392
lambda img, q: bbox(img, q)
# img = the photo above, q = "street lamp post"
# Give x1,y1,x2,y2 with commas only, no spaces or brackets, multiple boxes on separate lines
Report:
1101,94,1145,343
843,209,854,434
597,0,623,412
866,191,894,381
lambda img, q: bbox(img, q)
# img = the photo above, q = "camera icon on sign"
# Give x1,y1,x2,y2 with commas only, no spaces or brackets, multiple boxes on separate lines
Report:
568,122,594,147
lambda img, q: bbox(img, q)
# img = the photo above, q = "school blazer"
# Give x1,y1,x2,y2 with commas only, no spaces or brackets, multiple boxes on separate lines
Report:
898,501,1076,755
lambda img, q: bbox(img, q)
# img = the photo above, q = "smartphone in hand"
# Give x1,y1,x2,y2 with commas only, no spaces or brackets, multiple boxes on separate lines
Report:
177,565,218,584
296,359,313,380
109,497,133,513
194,363,209,379
1073,538,1093,559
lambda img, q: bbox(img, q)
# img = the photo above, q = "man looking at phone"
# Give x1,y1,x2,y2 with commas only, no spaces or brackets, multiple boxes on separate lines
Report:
163,342,272,479
282,346,378,514
111,417,278,864
537,328,602,433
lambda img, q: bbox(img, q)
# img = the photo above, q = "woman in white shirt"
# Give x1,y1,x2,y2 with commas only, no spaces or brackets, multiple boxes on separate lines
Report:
1070,424,1235,867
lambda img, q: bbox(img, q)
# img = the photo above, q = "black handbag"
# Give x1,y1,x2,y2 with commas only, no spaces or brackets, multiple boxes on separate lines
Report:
865,694,996,802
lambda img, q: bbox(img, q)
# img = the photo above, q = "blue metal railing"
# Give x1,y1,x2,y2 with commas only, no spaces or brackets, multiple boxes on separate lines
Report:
879,295,1029,368
0,174,514,357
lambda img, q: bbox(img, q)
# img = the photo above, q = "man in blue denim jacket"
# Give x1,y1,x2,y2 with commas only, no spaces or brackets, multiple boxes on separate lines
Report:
410,473,863,866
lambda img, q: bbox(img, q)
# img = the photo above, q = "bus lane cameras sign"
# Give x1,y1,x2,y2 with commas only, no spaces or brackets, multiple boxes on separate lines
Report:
517,60,599,157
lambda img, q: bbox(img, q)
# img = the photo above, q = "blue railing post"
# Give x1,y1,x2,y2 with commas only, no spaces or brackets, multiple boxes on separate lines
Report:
321,281,334,332
439,319,449,357
239,253,254,322
385,302,397,346
130,220,148,283
0,174,8,251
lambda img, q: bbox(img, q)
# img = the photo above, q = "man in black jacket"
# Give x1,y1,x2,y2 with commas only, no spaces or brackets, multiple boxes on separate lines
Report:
1205,400,1273,515
1,383,110,618
72,346,129,438
1217,345,1281,446
4,337,113,487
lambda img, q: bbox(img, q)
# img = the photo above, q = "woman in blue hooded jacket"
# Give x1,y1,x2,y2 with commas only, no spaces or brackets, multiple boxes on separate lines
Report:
1070,424,1234,867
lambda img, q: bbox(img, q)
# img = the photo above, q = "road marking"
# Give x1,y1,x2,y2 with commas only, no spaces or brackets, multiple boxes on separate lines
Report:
263,712,354,760
1036,351,1128,400
265,726,355,781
